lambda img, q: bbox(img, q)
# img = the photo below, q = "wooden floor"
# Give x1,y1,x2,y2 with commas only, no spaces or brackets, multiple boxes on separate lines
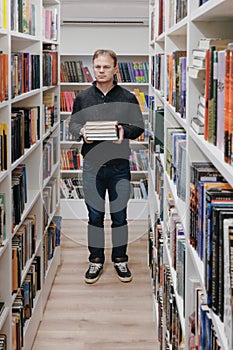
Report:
32,219,158,350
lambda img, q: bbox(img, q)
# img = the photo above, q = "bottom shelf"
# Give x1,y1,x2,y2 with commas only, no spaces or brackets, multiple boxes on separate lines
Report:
60,199,148,220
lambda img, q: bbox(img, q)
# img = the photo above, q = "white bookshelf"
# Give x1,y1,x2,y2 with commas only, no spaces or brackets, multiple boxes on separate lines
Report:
0,1,61,349
59,53,149,220
148,0,233,349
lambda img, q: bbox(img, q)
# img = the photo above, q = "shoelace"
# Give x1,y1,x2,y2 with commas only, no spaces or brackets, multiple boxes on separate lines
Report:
115,262,127,272
89,263,102,274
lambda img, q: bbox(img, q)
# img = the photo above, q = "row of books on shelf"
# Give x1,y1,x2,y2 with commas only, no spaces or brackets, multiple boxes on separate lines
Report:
10,101,58,167
43,179,59,226
167,0,187,29
116,61,149,84
151,0,187,40
60,88,148,114
60,60,93,83
43,135,59,180
11,215,61,349
189,162,233,326
0,52,8,102
42,6,58,41
11,52,40,98
11,106,40,163
12,255,41,350
43,92,59,134
188,38,233,166
166,127,186,201
43,50,58,87
10,0,58,39
149,104,164,154
60,148,148,172
11,0,36,35
148,221,185,349
60,148,83,171
12,164,27,229
167,51,187,118
12,214,61,292
60,60,149,84
149,205,232,349
150,51,187,118
60,176,148,200
187,281,225,350
0,123,7,171
10,48,59,98
43,216,61,274
12,214,37,293
60,90,78,112
129,149,148,171
166,204,186,301
150,53,165,97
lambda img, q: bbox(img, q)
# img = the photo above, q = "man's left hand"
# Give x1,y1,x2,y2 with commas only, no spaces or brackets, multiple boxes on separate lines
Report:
113,125,124,144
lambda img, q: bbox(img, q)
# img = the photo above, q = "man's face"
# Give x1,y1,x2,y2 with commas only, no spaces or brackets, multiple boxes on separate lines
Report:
93,54,117,83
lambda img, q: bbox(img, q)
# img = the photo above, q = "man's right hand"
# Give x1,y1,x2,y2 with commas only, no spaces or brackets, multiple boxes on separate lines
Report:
80,126,93,144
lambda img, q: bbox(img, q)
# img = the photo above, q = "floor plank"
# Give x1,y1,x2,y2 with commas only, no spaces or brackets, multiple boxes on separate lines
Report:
32,220,158,350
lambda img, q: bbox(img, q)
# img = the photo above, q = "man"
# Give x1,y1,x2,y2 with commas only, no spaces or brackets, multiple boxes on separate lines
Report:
69,49,144,284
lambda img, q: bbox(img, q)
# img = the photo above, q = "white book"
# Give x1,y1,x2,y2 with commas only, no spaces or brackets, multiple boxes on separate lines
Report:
187,66,205,79
198,38,233,50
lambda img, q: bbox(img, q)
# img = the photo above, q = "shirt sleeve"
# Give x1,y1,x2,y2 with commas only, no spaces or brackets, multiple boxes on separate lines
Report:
120,94,144,140
69,94,84,140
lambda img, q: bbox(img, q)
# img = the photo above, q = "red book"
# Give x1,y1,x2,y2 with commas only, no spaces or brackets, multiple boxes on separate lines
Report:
81,66,93,82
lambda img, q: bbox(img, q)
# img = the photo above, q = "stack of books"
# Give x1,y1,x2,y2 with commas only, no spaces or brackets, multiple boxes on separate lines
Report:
85,121,119,141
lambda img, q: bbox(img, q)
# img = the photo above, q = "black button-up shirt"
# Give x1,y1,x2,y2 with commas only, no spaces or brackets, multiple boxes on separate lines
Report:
69,81,144,162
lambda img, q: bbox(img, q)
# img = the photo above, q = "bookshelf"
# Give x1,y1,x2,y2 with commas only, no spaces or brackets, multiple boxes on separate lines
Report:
148,0,233,349
59,53,149,220
0,1,61,349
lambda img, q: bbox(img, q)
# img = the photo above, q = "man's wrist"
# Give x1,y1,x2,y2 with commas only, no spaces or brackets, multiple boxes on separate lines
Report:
79,127,85,136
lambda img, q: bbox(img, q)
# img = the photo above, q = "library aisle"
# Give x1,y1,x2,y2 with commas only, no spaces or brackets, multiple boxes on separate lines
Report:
32,219,157,350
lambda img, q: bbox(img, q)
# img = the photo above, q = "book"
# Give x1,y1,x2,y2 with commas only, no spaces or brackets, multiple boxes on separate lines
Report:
198,38,233,50
211,207,233,318
224,45,233,163
223,218,233,350
179,56,187,118
187,66,205,79
205,189,233,307
207,46,215,144
216,50,226,151
153,108,164,153
81,66,93,83
85,120,119,141
204,49,210,141
191,117,204,135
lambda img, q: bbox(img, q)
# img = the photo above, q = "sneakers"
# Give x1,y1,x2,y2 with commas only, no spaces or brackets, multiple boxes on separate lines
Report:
85,262,103,284
84,261,132,284
114,262,133,282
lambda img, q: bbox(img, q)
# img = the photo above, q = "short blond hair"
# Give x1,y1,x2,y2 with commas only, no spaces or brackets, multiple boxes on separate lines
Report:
92,49,117,67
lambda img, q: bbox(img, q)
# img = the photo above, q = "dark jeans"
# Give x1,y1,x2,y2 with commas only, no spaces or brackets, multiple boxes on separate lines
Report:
83,159,131,264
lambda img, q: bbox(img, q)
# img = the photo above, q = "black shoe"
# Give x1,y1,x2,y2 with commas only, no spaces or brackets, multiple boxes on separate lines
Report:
114,262,132,282
85,263,103,284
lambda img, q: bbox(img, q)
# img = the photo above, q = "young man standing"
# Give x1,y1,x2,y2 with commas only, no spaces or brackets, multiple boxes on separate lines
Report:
69,49,144,284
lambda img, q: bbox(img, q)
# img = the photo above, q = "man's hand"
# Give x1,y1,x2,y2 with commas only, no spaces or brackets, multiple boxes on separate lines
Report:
113,124,124,144
80,126,93,144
